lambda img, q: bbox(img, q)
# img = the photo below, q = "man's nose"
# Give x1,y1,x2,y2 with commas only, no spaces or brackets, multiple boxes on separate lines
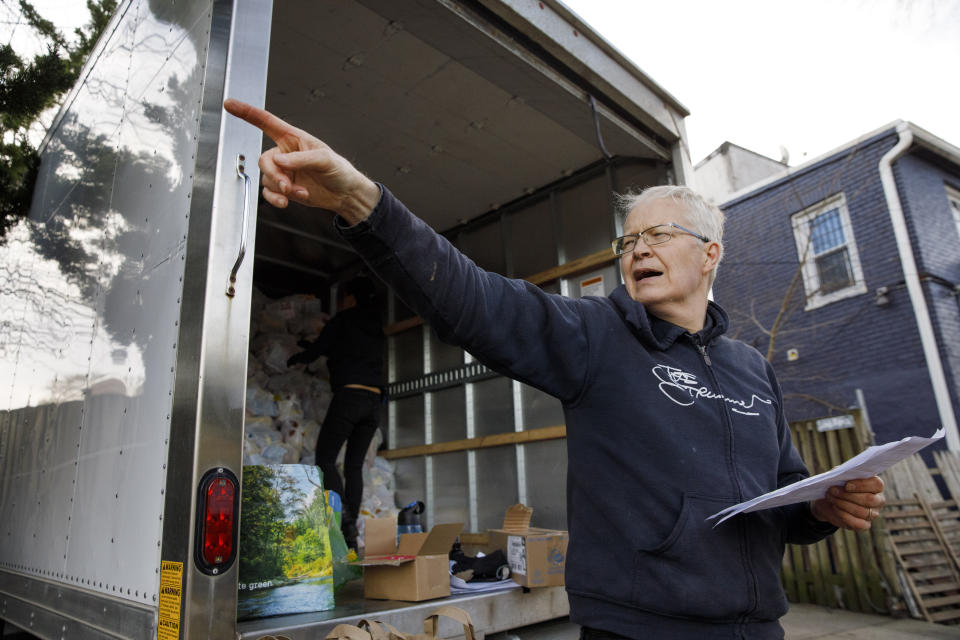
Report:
632,239,653,257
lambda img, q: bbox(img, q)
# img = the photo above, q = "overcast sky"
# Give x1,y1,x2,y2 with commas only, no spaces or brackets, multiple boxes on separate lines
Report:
562,0,960,166
6,1,959,167
2,1,89,49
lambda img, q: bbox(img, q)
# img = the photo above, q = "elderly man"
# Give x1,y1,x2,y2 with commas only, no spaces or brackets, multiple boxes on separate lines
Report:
224,99,885,640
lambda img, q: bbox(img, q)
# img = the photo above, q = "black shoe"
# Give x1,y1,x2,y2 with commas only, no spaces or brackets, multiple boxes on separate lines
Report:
341,515,359,551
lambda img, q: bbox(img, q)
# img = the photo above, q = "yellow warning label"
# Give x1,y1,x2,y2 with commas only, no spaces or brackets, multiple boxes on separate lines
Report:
158,560,183,640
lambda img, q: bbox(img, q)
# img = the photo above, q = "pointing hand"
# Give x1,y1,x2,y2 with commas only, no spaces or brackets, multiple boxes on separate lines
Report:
223,99,380,224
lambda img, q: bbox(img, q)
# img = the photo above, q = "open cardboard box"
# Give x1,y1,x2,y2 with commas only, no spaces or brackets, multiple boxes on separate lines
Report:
351,516,463,601
487,504,568,588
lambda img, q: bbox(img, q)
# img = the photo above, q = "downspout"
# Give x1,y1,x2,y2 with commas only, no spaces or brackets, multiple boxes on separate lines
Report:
878,122,959,450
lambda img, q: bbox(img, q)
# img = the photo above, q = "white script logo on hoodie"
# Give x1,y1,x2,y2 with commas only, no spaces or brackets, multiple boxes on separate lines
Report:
652,365,773,416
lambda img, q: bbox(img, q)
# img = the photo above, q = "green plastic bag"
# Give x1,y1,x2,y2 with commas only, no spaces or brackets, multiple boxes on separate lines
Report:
326,490,363,590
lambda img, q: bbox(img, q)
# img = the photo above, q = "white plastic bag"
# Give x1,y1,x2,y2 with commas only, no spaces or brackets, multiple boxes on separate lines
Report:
287,296,327,336
259,442,299,465
302,381,333,421
256,308,288,334
306,355,331,381
246,425,282,452
275,394,304,421
245,384,278,417
265,370,311,394
357,430,398,531
251,286,269,314
243,437,261,458
253,333,301,374
243,453,268,466
246,357,270,387
299,420,321,455
281,420,307,450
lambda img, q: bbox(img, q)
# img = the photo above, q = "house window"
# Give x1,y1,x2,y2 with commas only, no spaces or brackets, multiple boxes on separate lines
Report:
791,193,866,309
947,184,960,241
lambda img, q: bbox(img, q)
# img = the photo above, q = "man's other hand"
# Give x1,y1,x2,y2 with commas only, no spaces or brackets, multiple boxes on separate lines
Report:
811,476,886,531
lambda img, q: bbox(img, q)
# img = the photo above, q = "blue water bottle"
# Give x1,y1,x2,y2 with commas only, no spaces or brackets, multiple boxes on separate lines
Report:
397,500,424,543
326,490,342,528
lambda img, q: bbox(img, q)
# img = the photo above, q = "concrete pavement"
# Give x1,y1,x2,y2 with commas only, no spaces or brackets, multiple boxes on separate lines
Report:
485,604,960,639
782,603,960,639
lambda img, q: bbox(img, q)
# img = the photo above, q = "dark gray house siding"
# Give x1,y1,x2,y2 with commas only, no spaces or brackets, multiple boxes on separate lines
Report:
714,126,960,447
895,153,960,419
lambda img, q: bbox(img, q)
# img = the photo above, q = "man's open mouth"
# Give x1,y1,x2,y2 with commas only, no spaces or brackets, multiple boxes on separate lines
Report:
633,268,663,282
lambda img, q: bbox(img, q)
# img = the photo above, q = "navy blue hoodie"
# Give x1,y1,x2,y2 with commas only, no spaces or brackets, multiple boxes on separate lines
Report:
338,186,836,638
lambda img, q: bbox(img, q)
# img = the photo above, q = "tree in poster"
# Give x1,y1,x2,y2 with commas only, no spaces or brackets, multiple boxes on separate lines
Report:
237,466,335,619
240,465,332,584
282,486,330,578
239,466,286,582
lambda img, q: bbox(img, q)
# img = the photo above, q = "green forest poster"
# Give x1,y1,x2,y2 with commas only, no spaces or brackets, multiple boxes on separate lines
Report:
237,465,335,619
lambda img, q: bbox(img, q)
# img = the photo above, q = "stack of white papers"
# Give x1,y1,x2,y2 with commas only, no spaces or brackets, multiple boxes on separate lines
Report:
707,428,945,526
449,574,520,595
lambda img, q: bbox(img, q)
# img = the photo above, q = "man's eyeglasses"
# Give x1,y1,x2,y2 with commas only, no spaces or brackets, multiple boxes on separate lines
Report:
612,223,710,257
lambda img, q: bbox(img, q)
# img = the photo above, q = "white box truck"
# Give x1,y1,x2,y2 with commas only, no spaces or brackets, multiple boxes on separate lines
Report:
0,0,691,637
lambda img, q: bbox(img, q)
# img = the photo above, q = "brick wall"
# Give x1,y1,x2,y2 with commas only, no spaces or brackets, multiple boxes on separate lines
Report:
714,129,948,445
895,153,960,428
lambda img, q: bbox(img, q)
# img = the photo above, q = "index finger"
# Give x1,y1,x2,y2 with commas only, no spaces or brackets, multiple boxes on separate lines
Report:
224,98,299,143
844,476,884,494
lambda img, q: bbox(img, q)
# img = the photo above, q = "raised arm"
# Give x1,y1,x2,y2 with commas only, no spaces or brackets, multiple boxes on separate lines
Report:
224,99,590,402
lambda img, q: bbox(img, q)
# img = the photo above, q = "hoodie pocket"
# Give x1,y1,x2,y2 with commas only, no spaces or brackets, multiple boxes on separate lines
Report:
631,493,751,620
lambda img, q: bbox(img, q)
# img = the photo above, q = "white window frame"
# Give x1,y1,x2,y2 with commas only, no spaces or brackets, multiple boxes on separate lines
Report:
791,193,867,310
947,184,960,241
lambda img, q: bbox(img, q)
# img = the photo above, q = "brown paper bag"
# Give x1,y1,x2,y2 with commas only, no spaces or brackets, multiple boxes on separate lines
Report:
326,605,475,640
324,623,374,640
357,619,407,640
420,606,476,640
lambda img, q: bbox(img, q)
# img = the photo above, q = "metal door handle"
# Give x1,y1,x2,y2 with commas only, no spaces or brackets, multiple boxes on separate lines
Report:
227,153,251,297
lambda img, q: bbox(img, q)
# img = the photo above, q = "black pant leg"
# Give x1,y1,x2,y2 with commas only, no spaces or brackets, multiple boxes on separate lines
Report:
315,392,356,500
341,392,381,518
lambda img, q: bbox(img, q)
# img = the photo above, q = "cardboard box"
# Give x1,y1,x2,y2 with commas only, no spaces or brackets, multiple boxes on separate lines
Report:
352,516,463,601
487,504,567,588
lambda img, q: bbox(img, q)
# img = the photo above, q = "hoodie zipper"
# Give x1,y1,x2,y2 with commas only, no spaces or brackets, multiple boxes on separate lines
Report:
692,332,759,615
696,342,712,366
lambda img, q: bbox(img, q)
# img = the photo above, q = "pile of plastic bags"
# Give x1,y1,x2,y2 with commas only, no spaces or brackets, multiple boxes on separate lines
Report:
354,430,399,548
243,289,333,465
243,289,334,466
243,288,399,543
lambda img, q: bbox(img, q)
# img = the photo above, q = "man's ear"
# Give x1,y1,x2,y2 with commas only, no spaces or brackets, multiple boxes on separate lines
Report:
702,241,722,275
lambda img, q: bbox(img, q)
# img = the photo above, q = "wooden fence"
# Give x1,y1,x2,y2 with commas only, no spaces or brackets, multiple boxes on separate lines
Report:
881,449,960,623
783,411,900,614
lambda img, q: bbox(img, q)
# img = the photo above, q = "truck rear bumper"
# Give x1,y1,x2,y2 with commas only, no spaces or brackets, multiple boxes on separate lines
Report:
236,580,569,640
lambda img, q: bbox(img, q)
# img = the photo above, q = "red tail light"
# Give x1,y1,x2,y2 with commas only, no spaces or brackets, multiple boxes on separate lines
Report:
195,468,239,575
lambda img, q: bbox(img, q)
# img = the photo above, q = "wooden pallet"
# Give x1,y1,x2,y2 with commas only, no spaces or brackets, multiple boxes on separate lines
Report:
927,499,960,569
885,497,960,623
935,451,960,501
884,454,943,501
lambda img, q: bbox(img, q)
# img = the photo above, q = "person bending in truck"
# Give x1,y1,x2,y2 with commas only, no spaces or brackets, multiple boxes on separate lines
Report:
287,275,385,550
224,99,885,640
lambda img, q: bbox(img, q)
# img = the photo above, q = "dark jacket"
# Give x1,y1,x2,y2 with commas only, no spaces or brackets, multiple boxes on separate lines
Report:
297,305,384,391
338,186,836,638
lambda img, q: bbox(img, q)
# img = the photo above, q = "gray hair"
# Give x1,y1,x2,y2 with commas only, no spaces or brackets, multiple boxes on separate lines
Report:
616,185,725,285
